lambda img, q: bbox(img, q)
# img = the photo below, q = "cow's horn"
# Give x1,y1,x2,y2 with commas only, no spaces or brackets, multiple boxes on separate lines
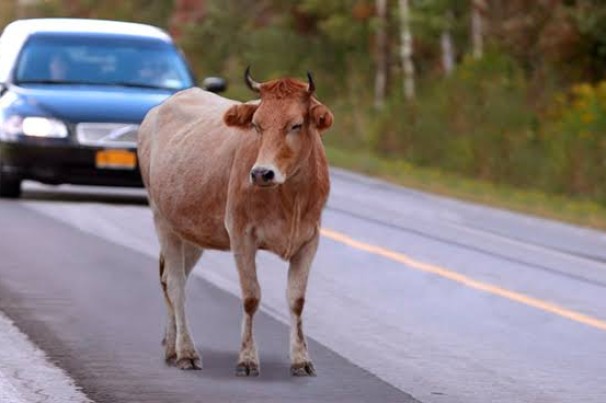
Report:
307,71,315,94
244,66,261,93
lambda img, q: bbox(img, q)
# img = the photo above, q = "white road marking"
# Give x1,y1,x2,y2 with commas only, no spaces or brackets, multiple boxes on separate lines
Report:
0,311,92,403
20,185,606,403
321,228,606,332
0,372,24,403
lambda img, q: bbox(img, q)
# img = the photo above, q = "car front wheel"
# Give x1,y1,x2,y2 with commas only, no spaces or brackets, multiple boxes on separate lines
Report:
0,168,22,198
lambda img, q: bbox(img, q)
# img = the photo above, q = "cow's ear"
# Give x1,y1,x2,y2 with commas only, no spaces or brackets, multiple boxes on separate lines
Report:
224,104,258,127
310,103,333,133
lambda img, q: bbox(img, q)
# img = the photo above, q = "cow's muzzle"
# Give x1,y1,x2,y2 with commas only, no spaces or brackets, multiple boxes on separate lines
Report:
250,167,276,187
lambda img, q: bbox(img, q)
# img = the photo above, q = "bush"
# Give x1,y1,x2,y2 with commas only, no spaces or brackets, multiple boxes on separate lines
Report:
368,51,539,186
544,82,606,201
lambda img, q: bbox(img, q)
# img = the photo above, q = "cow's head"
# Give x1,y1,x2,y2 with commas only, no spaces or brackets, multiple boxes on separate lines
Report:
223,67,333,187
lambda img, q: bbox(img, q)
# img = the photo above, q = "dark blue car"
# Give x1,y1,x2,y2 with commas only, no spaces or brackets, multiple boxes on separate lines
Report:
0,18,225,198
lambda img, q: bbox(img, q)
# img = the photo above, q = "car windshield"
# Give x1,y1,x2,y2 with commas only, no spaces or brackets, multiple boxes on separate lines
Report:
14,33,194,90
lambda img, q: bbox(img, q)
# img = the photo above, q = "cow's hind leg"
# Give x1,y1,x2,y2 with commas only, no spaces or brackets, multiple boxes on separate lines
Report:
232,238,261,376
287,232,319,376
158,227,203,370
159,253,176,361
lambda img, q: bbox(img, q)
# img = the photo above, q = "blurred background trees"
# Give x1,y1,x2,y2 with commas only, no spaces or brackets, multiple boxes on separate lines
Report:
5,0,606,202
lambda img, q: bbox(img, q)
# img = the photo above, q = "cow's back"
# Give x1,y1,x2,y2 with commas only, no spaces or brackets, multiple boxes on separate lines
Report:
138,87,243,249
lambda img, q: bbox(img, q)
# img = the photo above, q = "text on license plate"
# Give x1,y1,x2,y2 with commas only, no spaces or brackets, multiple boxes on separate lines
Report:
95,149,137,170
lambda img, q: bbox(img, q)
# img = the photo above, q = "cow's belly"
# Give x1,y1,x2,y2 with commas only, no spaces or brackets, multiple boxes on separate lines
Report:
180,225,231,251
255,220,318,260
151,185,232,251
163,207,231,251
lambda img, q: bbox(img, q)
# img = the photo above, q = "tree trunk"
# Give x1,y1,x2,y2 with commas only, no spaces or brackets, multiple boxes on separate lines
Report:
441,28,454,75
374,0,388,109
398,0,415,101
471,0,486,60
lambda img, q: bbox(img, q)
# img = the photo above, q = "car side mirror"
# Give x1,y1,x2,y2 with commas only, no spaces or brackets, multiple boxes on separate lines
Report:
202,77,227,93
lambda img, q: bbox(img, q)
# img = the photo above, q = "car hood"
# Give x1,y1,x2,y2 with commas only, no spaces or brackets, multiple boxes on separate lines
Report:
8,84,177,123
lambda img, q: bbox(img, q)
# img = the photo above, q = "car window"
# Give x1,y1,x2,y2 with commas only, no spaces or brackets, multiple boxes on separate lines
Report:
14,33,193,90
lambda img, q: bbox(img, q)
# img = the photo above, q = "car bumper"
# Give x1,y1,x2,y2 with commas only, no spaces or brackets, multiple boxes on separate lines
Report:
0,140,143,187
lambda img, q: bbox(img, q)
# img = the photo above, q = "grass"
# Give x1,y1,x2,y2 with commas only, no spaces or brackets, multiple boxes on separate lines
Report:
325,146,606,231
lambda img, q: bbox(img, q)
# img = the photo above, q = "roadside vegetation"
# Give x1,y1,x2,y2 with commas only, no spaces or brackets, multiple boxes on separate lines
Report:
327,146,606,230
6,0,606,229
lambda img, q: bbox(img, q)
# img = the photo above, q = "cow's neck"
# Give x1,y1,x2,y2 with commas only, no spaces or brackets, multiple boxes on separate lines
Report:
278,140,329,218
255,141,328,260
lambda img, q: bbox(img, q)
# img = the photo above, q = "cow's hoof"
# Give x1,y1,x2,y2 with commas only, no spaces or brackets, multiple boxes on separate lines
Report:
164,351,177,364
235,361,260,377
162,338,177,363
291,361,316,376
176,356,202,370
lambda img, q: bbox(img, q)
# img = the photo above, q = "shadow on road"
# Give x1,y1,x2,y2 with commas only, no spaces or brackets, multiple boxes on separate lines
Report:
195,348,304,384
19,184,149,206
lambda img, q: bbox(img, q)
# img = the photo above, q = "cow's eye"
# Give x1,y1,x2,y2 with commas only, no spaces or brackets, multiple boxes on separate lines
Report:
291,123,303,132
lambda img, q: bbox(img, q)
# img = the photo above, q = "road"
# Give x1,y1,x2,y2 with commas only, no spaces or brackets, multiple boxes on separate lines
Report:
0,168,605,402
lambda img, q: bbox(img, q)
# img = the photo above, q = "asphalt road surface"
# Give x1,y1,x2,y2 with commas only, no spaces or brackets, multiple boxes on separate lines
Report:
0,168,605,403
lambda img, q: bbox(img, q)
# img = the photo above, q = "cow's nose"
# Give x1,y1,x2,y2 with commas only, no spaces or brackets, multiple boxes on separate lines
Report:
250,167,275,185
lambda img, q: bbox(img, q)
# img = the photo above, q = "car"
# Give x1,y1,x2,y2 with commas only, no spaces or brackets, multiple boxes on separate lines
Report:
0,18,226,198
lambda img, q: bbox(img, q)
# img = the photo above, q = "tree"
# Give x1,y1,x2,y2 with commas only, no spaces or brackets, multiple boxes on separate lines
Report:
410,0,469,76
441,10,455,75
572,0,606,79
399,0,415,100
21,0,174,28
374,0,388,109
471,0,486,59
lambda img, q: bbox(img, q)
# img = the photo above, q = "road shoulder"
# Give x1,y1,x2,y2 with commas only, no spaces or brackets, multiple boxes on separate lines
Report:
0,310,91,403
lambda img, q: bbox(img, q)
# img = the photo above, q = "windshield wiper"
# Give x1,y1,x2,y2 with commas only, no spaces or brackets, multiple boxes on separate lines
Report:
16,80,177,90
108,81,175,90
16,79,103,85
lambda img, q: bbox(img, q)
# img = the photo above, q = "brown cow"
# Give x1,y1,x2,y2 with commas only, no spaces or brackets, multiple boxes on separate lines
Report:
137,68,333,376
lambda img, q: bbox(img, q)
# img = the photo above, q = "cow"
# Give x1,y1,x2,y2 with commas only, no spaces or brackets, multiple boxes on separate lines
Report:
137,68,333,377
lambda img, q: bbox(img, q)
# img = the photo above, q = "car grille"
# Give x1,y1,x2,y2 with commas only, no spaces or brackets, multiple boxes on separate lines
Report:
76,123,138,148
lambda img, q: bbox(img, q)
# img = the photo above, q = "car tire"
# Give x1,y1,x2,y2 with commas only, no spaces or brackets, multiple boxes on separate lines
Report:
0,169,22,199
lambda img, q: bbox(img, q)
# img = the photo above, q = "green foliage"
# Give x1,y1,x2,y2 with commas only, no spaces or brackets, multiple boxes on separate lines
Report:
299,0,371,47
12,0,606,204
22,0,174,28
411,0,468,36
368,52,539,185
180,0,373,101
574,0,606,59
179,0,250,76
544,82,606,200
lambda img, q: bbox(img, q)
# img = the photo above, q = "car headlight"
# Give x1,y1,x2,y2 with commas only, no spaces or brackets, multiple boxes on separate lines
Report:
1,116,68,139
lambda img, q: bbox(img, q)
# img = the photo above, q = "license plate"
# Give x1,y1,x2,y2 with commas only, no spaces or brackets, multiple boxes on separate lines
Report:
95,149,136,170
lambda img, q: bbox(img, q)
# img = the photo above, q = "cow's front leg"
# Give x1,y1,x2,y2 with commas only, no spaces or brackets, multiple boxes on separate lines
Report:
287,231,319,376
233,238,261,376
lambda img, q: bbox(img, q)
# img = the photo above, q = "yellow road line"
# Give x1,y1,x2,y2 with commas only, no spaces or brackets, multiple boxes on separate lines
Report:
320,228,606,332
